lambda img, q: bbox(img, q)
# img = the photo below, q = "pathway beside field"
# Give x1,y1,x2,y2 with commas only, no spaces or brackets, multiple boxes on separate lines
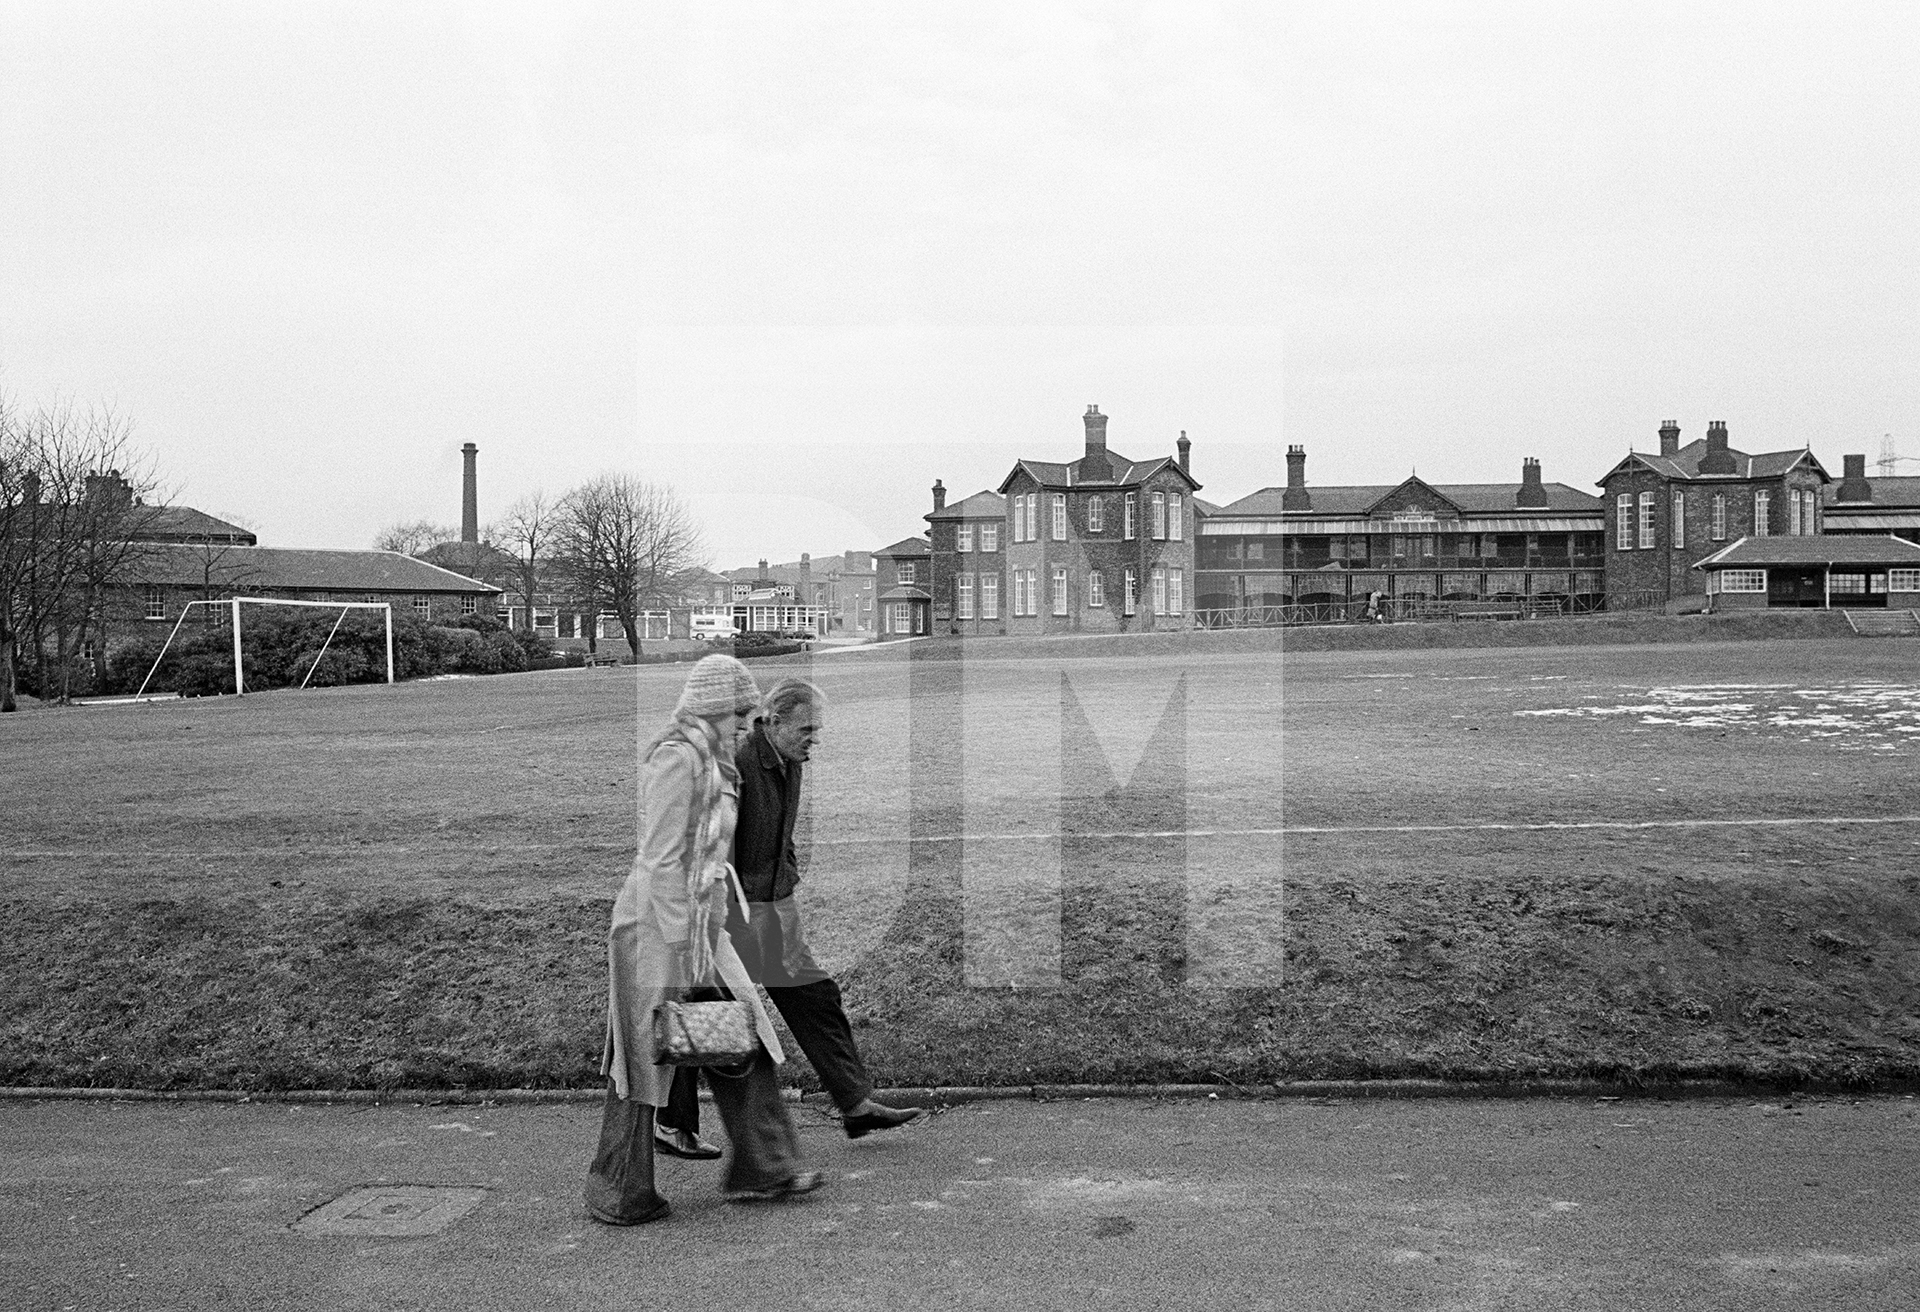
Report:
5,1094,1918,1311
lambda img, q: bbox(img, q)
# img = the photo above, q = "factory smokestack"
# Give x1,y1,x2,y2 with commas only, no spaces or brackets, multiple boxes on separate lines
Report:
461,443,479,544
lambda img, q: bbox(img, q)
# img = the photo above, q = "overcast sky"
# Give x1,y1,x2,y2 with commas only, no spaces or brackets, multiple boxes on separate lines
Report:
4,2,1916,569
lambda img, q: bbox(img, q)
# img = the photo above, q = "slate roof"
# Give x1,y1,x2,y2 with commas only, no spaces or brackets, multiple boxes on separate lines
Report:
998,452,1199,494
873,536,931,558
1597,440,1827,484
1694,535,1920,569
131,546,500,593
925,490,1007,521
129,506,258,544
1216,481,1603,518
1825,476,1920,508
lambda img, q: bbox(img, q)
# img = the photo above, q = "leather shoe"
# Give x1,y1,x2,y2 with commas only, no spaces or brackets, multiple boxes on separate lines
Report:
727,1170,827,1203
843,1103,925,1139
654,1126,723,1160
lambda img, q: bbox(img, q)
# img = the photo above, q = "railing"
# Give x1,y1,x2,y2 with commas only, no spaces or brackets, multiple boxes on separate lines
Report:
1192,595,1592,630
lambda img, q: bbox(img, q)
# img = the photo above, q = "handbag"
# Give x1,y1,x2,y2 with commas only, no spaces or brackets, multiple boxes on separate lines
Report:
652,997,761,1067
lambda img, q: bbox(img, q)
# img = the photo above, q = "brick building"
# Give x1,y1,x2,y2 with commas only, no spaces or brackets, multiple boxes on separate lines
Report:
872,536,932,638
1195,448,1605,619
1696,535,1920,610
922,406,1200,638
126,545,501,630
1596,420,1830,609
924,483,1006,635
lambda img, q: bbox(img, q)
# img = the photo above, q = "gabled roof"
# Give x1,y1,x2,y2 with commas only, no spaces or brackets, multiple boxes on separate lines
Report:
873,536,931,558
1694,535,1920,569
876,584,932,602
1595,440,1829,485
996,452,1201,494
1824,476,1920,509
1360,475,1464,518
131,546,501,594
925,490,1006,521
1216,482,1603,517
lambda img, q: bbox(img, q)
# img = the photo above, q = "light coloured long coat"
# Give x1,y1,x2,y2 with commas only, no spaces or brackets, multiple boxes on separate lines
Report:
601,718,785,1105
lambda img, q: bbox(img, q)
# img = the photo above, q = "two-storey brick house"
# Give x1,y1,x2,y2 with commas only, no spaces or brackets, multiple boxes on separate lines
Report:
1596,420,1830,609
924,482,1008,636
872,536,932,638
952,406,1200,637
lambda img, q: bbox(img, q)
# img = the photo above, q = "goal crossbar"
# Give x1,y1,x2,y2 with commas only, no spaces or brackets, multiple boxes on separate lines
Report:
133,597,394,699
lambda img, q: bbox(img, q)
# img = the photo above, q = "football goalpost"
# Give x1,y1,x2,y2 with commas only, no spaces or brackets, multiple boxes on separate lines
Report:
134,597,394,699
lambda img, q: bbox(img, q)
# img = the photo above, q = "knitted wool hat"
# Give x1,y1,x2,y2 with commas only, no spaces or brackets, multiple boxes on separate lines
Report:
674,653,760,718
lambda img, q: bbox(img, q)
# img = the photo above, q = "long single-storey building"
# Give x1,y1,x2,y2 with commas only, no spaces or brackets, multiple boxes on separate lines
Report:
1695,535,1920,610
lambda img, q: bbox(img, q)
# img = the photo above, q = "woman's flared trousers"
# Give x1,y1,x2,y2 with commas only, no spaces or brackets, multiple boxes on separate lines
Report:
584,1051,803,1223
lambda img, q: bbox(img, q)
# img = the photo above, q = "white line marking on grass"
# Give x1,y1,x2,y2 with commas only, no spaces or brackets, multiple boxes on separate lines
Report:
19,815,1920,862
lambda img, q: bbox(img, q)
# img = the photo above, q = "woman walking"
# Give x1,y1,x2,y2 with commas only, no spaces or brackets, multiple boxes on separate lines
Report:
585,653,823,1225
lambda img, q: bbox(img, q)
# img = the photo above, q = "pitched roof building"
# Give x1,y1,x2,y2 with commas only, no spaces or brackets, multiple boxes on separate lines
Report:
1595,420,1829,608
1196,446,1605,618
924,406,1201,637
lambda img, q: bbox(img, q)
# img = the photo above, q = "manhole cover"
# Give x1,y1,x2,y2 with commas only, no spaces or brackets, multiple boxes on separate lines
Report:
293,1185,488,1236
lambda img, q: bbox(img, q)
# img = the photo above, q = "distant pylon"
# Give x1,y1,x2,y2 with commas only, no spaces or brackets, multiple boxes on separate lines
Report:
1879,433,1897,477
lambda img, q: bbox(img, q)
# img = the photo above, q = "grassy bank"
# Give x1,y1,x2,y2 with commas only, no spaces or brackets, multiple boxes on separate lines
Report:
6,831,1918,1090
6,637,1920,1092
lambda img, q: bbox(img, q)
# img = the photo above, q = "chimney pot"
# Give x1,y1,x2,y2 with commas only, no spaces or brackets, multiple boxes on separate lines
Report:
1176,429,1191,475
932,479,946,512
1658,420,1681,458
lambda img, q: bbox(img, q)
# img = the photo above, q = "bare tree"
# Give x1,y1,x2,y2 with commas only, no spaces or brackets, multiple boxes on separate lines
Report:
1,396,165,708
487,491,555,635
372,519,455,557
555,475,706,659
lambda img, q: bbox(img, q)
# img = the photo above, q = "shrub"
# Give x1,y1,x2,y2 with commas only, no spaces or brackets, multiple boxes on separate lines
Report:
733,631,804,658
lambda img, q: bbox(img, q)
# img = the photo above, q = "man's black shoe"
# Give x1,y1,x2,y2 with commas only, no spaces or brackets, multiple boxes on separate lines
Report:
843,1104,925,1139
654,1126,723,1160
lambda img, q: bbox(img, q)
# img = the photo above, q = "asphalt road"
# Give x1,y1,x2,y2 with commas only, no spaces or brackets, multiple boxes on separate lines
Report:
3,1093,1917,1311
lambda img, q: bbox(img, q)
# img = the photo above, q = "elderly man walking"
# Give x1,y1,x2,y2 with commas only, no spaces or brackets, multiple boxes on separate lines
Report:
655,676,923,1159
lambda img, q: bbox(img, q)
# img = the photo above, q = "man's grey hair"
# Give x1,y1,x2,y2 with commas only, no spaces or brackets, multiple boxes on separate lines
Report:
760,677,825,722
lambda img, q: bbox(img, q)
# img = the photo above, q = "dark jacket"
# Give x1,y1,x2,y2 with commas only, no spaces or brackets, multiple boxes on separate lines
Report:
729,721,802,902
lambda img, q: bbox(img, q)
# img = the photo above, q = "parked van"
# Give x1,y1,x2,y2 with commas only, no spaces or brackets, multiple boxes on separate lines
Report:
688,614,735,643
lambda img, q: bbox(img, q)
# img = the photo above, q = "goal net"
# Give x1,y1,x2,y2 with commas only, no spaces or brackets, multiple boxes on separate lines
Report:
134,597,395,699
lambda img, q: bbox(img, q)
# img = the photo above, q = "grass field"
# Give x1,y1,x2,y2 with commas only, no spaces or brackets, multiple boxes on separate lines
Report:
4,628,1919,1091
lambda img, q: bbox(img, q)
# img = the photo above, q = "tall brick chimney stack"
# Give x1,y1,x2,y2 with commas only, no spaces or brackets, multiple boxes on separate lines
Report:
461,443,479,543
1698,421,1737,475
1177,430,1191,475
1516,457,1549,508
932,479,946,512
1836,453,1874,503
1084,405,1107,460
1281,445,1311,511
1659,420,1681,458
